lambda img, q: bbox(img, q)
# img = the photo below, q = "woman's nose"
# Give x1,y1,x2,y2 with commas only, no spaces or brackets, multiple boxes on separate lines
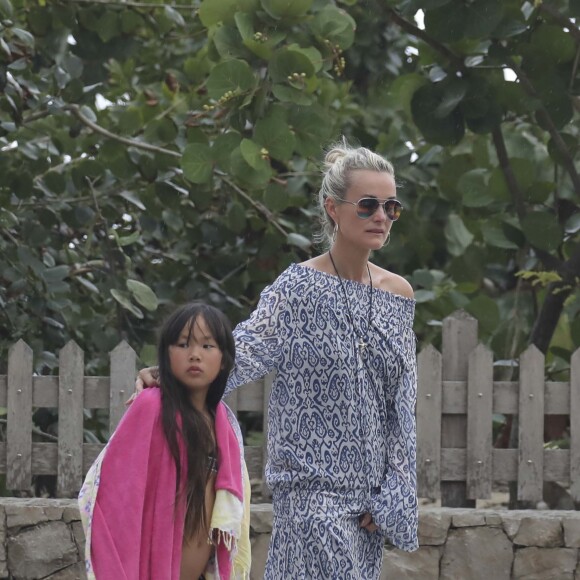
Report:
373,205,388,221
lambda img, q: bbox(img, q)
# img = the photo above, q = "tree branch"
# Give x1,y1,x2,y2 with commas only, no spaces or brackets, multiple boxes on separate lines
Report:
491,126,526,220
63,0,196,10
504,57,580,195
492,125,562,271
65,104,181,158
219,174,289,237
538,3,580,43
385,8,465,71
0,418,58,442
530,242,580,352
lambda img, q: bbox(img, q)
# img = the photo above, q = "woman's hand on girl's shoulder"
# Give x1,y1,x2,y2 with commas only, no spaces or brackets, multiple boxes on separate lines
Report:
125,366,159,406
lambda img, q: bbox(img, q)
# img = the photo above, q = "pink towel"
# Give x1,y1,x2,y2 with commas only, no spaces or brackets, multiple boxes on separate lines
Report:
85,388,245,580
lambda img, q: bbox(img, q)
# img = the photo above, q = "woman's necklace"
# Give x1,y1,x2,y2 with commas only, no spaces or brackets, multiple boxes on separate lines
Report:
328,250,373,354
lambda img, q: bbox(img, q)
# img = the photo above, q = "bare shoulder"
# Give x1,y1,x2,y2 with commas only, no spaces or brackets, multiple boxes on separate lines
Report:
370,263,414,299
299,255,333,275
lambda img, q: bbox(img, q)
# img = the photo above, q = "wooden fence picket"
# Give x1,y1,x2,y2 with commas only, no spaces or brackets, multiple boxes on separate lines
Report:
517,345,545,503
109,341,136,433
441,311,478,507
466,343,493,500
417,344,442,499
6,340,33,491
57,341,84,497
0,314,578,500
570,347,580,503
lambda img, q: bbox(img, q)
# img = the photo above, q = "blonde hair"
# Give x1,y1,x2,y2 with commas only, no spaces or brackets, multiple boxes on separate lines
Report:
315,137,395,249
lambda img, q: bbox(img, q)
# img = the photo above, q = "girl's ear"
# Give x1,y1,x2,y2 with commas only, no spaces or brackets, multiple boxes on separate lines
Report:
324,196,338,226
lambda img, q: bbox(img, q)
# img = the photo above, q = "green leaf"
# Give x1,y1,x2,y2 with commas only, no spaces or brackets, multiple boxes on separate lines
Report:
95,11,120,43
521,212,563,252
181,143,213,184
240,138,263,169
411,83,465,146
524,181,552,204
269,48,315,83
11,28,35,48
254,115,296,161
424,4,468,43
311,5,356,49
227,201,247,233
388,74,427,117
466,295,500,334
212,131,242,171
565,213,580,235
42,265,70,283
79,105,97,123
76,276,99,294
119,190,146,211
127,279,158,311
120,10,145,33
0,0,13,17
230,148,272,187
139,344,157,367
288,107,332,156
414,289,436,303
206,59,256,99
234,11,253,40
487,167,511,202
212,25,250,60
437,155,475,201
199,0,236,26
459,169,493,207
445,214,474,256
0,208,18,228
434,79,466,118
463,0,504,39
271,84,314,105
481,222,518,249
260,0,313,19
164,5,185,27
118,231,141,247
118,107,143,136
530,24,576,64
143,118,178,145
0,37,10,58
263,182,289,211
415,0,452,7
287,232,311,250
111,289,144,319
547,133,578,166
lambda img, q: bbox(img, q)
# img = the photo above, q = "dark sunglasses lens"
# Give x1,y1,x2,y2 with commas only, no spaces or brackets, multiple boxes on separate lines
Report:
386,200,402,221
356,198,379,218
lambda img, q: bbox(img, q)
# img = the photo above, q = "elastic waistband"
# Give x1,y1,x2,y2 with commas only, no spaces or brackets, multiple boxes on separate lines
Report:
272,488,375,519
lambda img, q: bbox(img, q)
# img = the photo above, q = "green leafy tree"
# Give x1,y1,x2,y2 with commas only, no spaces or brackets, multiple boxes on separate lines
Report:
351,0,580,379
1,0,578,381
0,0,359,372
1,1,579,487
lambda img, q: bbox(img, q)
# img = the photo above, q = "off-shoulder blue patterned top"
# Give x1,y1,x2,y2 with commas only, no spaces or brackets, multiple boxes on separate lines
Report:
226,262,418,553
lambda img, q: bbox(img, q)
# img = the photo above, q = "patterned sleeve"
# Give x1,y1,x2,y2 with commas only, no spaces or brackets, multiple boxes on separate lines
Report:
370,327,419,551
225,277,289,396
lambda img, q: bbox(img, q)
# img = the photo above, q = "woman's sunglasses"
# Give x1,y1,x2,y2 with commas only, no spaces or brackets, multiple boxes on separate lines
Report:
338,197,403,221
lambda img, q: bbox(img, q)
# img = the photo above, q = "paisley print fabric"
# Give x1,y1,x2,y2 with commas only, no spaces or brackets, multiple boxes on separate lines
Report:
226,263,418,578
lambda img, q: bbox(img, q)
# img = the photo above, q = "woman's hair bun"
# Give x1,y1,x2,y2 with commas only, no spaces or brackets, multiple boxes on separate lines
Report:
324,147,347,168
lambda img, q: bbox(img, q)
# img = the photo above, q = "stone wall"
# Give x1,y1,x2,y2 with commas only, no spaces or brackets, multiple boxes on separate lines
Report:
1,499,579,579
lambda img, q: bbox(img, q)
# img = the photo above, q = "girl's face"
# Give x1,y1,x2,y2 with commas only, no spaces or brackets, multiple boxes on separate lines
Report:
326,169,397,251
168,315,223,403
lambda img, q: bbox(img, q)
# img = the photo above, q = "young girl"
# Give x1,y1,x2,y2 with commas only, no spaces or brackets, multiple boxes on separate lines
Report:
79,303,251,580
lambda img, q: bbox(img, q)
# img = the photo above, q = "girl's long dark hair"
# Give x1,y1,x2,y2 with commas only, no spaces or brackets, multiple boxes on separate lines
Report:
157,302,235,538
